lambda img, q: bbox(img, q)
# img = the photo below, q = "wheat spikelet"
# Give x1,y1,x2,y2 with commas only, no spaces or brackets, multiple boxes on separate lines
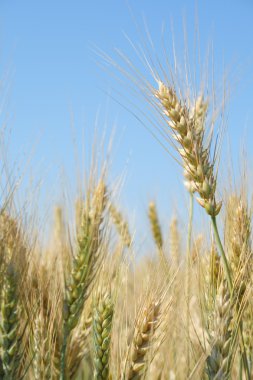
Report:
109,204,131,248
63,180,107,331
243,302,253,370
206,280,233,379
0,263,21,379
155,83,221,217
61,180,108,378
92,292,114,380
147,349,165,380
226,195,251,265
148,202,163,250
0,212,23,254
208,244,222,294
191,234,203,264
31,274,61,380
148,202,169,272
184,96,208,193
33,312,52,380
226,195,252,298
67,311,92,379
123,300,161,380
0,209,35,379
0,211,29,278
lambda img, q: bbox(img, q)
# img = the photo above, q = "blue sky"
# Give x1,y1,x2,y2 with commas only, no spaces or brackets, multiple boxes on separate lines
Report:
1,0,253,240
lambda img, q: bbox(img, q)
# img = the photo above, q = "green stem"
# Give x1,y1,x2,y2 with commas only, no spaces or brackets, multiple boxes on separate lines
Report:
186,191,193,376
211,215,250,380
187,192,194,265
60,327,68,380
239,356,243,380
211,216,232,292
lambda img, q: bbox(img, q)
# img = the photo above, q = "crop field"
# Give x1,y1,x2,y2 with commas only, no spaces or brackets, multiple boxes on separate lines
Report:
0,2,253,379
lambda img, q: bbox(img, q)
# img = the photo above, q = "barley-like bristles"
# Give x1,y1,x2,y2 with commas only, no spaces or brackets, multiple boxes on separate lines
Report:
92,292,114,380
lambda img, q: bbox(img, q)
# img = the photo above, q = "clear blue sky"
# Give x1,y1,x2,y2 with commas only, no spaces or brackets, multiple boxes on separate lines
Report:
1,0,253,239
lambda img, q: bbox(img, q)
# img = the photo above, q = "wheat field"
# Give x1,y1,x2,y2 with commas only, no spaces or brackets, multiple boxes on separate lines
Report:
0,23,253,380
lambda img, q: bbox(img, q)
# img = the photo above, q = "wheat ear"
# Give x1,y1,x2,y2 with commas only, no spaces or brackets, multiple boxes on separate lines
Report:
155,83,246,371
148,202,163,250
92,292,114,379
109,204,131,248
0,263,21,379
60,180,107,379
156,83,221,217
33,312,52,380
67,312,92,379
123,300,161,380
206,280,233,379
